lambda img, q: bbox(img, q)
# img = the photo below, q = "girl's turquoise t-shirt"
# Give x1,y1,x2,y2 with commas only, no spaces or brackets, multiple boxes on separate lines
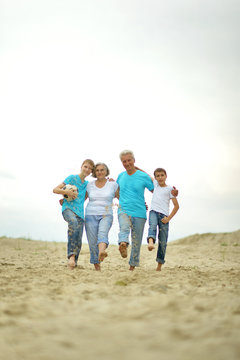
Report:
117,170,154,219
62,175,88,219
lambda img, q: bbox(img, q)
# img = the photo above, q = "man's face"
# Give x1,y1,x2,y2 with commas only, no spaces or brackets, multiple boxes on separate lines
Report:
121,154,135,173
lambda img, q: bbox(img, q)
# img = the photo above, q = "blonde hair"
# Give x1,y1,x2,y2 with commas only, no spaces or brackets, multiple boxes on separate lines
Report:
119,150,135,160
82,159,95,170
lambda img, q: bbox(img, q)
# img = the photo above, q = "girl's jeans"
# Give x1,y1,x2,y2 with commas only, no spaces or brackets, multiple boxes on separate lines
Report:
62,209,84,264
147,210,169,264
85,215,113,264
118,212,146,267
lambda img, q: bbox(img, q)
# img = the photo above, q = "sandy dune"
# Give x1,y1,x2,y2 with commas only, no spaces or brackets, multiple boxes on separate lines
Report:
0,230,240,360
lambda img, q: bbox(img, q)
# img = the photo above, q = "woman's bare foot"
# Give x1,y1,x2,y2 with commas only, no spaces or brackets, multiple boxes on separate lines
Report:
129,265,135,271
99,251,108,262
119,242,128,258
94,264,101,271
68,255,76,269
156,263,162,271
148,238,155,251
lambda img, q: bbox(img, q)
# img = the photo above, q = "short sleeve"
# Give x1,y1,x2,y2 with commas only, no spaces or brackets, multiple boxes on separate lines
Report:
145,174,154,191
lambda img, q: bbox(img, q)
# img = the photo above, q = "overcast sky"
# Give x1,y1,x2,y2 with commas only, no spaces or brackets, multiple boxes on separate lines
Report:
1,0,239,244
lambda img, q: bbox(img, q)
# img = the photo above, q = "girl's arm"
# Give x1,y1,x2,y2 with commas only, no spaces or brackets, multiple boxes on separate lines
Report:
161,198,179,224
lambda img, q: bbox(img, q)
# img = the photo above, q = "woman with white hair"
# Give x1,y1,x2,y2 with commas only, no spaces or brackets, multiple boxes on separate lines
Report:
85,163,118,271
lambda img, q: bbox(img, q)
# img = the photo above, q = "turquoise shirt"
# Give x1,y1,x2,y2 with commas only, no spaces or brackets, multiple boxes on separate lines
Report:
117,170,154,219
62,175,88,219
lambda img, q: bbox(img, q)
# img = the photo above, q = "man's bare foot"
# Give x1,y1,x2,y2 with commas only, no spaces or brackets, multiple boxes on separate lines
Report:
119,242,128,258
148,238,155,251
129,265,135,271
99,251,108,262
156,263,162,271
68,255,76,269
94,264,101,271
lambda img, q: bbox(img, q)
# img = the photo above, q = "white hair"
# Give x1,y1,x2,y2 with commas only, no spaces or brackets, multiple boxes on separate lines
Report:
119,150,135,160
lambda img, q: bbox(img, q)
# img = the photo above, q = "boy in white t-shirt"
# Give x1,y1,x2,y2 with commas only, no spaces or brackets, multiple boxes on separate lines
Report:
147,168,179,271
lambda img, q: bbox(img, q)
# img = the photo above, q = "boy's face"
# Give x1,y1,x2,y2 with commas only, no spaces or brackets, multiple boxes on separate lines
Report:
81,162,93,177
155,171,167,186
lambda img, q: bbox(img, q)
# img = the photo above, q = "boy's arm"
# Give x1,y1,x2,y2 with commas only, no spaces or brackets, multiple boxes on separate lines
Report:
53,182,77,199
161,198,179,224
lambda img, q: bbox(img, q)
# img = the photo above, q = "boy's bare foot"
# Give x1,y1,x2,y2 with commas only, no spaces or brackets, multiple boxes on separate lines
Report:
148,238,155,251
156,263,162,271
119,242,128,258
99,251,108,262
94,264,101,271
68,255,76,269
129,265,135,271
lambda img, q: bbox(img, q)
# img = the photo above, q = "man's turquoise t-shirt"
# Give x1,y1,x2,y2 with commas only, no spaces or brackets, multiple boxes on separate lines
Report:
62,175,88,219
117,170,154,219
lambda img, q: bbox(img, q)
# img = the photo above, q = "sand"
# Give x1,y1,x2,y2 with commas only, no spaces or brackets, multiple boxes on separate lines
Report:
0,230,240,360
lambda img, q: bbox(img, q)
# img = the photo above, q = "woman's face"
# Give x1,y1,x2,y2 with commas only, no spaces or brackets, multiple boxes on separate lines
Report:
95,164,107,180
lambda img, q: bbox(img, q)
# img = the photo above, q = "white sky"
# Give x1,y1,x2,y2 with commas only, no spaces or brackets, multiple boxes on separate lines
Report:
1,0,239,243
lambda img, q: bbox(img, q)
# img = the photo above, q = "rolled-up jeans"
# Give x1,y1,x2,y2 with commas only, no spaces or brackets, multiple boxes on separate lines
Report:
147,210,169,264
118,212,146,267
85,215,113,264
62,209,84,264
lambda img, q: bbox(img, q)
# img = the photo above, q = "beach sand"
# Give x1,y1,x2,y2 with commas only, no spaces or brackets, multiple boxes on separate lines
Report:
0,230,240,360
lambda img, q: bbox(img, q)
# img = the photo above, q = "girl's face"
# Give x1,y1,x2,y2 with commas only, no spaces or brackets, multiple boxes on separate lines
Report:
155,171,167,186
81,162,93,177
95,165,107,180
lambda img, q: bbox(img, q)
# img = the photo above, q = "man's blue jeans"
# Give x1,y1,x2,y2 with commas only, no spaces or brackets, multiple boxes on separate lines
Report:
118,212,146,267
147,210,169,264
62,209,84,264
85,215,113,264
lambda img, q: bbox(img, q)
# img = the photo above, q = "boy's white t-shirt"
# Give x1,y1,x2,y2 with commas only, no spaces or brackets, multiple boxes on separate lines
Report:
150,180,174,216
85,180,118,216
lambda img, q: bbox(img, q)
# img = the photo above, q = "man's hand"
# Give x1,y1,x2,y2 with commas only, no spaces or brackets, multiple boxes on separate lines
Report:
171,186,178,197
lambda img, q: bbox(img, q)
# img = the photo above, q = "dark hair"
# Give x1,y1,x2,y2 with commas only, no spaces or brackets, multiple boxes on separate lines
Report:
154,168,167,176
92,163,110,178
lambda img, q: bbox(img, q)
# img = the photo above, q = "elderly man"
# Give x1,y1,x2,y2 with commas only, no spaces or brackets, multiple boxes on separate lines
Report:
116,150,154,270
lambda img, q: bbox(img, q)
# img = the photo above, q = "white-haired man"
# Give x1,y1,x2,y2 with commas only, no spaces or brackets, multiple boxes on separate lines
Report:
116,150,154,270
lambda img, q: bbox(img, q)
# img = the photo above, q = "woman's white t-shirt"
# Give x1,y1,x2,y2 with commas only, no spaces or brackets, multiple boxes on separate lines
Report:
150,180,174,216
85,180,118,216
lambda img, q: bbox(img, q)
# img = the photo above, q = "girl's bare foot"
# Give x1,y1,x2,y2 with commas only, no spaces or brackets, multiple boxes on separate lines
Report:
99,251,108,262
94,264,101,271
119,242,128,258
148,238,155,251
68,255,76,269
156,263,162,271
